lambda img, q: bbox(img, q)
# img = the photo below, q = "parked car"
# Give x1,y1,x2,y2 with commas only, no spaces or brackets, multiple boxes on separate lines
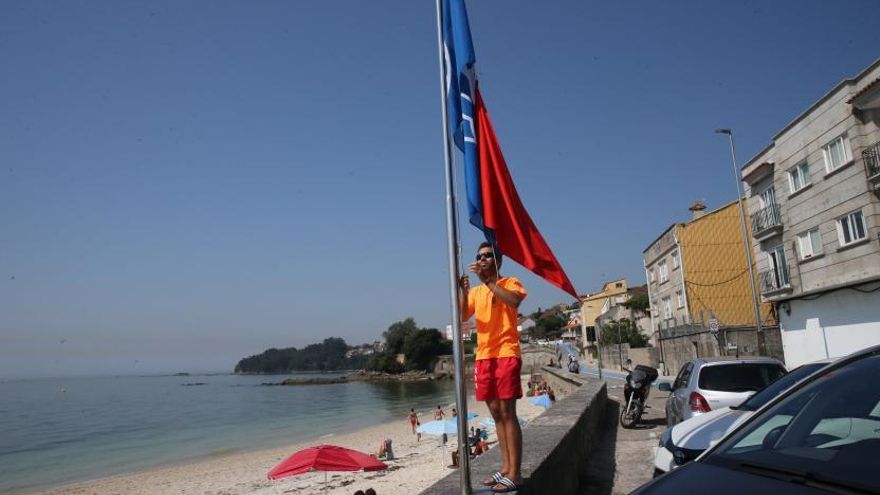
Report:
632,344,880,495
654,359,832,475
660,357,786,427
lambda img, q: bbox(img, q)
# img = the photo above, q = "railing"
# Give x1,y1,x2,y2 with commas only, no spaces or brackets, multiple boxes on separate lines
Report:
863,141,880,180
759,263,791,295
751,203,782,237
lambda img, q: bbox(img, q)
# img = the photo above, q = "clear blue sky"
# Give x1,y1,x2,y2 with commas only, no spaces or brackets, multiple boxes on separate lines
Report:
2,0,878,377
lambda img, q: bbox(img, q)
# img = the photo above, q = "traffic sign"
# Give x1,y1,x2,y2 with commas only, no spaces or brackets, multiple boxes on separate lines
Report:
708,318,719,333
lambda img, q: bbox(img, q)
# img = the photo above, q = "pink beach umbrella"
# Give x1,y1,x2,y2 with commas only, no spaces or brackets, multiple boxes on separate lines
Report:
267,444,387,482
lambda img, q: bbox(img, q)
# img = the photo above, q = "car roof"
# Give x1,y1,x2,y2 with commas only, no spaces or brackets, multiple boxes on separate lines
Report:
800,357,836,366
692,356,783,365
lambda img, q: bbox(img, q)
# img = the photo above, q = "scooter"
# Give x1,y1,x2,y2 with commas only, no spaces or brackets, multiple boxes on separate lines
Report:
620,364,659,428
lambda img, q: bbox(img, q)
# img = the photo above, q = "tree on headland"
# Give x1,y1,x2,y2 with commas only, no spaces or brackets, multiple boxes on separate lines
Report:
403,328,451,371
383,318,420,356
366,318,452,373
234,337,368,373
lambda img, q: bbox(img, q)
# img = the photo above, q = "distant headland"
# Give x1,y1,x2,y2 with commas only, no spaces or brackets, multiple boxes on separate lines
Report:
234,318,457,377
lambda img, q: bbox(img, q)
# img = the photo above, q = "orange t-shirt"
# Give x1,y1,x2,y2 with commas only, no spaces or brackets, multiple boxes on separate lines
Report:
464,277,527,360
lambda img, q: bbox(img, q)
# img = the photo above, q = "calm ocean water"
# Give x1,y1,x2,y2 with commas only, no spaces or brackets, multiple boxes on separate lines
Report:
0,373,458,494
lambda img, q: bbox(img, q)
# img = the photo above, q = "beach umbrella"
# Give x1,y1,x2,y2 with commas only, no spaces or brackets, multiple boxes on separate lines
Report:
481,417,527,429
529,394,552,408
465,412,479,420
416,419,458,436
267,444,386,481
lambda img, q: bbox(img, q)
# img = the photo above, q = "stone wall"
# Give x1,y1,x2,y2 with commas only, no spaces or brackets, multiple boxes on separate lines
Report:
538,365,585,398
599,343,629,370
656,325,784,375
521,346,559,374
419,370,608,495
628,347,661,368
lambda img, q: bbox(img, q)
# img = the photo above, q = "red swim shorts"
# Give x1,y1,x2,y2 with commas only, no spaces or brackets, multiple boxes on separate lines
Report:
474,357,523,401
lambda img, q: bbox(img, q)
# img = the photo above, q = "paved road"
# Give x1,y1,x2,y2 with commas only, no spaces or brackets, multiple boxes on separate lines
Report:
556,342,672,386
582,381,670,495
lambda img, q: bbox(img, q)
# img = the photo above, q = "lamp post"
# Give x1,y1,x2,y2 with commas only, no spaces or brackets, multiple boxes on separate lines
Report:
715,129,763,357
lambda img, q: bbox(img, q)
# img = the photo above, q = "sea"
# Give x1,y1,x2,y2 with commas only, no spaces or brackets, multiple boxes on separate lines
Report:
0,372,459,494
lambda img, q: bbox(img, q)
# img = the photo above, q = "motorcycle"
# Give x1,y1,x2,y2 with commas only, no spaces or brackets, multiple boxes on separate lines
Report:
620,364,659,428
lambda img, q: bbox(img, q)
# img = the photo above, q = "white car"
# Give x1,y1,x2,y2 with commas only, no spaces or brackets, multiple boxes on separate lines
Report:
654,359,831,476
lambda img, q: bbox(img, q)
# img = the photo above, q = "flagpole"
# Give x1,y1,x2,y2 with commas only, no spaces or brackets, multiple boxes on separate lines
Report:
435,1,471,493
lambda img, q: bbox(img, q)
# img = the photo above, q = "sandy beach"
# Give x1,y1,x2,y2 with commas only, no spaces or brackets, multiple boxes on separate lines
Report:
37,389,547,495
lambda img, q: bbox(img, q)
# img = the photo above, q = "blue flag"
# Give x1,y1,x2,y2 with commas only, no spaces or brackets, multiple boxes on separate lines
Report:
442,0,485,234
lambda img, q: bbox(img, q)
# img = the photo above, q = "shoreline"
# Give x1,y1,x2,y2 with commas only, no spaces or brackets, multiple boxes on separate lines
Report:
35,388,545,495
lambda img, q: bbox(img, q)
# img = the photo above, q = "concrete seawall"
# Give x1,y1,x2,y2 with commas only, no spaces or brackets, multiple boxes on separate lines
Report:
420,365,607,494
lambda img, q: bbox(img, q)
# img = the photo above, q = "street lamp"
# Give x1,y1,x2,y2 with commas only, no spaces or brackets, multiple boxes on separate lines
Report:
715,129,763,358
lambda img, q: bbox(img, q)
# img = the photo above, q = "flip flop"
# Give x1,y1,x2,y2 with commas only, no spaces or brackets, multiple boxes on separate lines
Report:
482,471,504,487
490,476,522,493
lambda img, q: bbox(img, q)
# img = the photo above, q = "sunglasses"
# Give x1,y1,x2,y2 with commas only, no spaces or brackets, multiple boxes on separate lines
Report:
475,252,495,261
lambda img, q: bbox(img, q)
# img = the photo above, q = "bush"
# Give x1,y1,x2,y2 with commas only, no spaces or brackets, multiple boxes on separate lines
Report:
598,319,649,348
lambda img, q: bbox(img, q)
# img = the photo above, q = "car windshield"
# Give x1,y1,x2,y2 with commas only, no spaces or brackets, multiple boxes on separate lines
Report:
706,354,880,493
698,363,786,393
737,363,826,411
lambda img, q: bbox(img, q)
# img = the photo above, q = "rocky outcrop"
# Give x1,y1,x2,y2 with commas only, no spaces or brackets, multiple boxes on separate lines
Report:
265,370,452,386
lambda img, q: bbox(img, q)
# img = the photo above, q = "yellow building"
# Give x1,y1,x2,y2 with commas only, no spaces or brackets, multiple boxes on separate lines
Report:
580,278,629,328
643,200,774,334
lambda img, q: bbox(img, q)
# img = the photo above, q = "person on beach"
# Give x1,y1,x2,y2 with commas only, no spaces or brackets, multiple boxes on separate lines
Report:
434,405,445,420
451,407,457,418
408,408,418,434
460,242,527,493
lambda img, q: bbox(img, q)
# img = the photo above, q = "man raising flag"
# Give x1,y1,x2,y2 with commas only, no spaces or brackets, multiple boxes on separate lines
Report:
459,242,526,493
439,0,578,493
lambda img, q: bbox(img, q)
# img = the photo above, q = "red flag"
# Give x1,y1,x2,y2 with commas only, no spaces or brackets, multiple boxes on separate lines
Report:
475,88,578,299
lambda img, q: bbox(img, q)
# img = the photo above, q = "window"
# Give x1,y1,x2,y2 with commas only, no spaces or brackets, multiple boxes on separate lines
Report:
676,290,684,308
659,261,669,283
797,228,823,259
836,210,867,246
697,363,786,392
787,162,810,193
822,135,851,173
758,186,776,209
766,244,790,290
649,269,655,283
672,250,680,269
673,362,693,389
662,296,672,319
615,282,623,288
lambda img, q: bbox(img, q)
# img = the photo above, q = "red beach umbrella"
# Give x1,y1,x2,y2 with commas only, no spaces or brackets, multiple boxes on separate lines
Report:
267,444,387,481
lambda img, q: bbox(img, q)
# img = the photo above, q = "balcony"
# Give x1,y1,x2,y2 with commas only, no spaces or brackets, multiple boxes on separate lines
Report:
751,203,783,241
863,141,880,190
759,263,792,297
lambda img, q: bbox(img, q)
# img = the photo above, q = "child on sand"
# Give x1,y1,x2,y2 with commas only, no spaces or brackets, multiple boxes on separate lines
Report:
408,409,418,434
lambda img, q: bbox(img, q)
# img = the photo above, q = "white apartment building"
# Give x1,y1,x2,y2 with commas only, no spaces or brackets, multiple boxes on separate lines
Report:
741,59,880,367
